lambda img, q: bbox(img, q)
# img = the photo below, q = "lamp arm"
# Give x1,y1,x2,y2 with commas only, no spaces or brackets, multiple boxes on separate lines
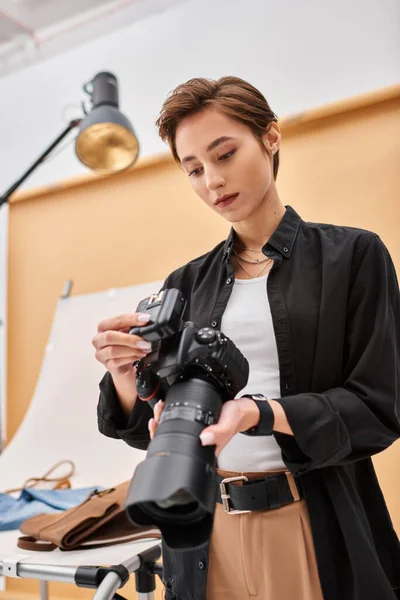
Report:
0,118,81,208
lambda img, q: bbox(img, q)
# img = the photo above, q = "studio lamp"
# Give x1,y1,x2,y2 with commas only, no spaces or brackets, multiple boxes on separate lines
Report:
0,71,139,208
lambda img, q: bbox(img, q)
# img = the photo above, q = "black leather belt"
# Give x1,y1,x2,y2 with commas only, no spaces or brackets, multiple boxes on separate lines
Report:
216,472,303,514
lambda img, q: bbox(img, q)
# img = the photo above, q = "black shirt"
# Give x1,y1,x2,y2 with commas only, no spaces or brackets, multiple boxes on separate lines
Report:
98,206,400,600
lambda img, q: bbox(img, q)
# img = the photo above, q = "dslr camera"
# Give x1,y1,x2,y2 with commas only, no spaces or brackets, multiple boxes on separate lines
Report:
124,288,249,549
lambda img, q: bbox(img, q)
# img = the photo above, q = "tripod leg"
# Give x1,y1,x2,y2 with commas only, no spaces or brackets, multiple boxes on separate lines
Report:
40,580,48,600
135,565,156,599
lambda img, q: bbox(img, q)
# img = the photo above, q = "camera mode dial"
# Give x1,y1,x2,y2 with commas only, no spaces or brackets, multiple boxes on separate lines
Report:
195,328,217,345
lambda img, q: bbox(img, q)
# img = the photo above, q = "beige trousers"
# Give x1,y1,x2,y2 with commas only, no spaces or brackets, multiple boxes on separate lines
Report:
206,469,324,600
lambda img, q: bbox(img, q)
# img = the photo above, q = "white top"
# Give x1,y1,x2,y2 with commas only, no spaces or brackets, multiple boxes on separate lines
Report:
218,274,287,472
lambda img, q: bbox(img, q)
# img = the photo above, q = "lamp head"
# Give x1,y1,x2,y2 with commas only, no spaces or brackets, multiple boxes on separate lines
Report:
75,72,139,173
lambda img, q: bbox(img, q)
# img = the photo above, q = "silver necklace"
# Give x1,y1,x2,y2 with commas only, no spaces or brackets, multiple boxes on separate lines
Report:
232,249,269,265
233,254,272,278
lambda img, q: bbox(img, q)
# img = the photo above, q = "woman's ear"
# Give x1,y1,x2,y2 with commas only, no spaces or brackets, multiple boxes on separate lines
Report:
262,122,281,155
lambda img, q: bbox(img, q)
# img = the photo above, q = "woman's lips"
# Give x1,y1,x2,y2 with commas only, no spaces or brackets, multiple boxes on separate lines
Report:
215,193,239,209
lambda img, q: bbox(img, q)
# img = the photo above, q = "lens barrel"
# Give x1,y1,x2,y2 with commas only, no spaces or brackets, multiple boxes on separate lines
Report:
124,378,222,548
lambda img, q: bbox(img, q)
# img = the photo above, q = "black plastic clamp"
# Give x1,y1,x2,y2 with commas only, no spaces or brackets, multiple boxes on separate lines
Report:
75,564,130,589
135,545,163,594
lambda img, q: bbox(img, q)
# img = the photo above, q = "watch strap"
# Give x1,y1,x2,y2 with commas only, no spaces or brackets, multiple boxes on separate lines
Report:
241,394,274,436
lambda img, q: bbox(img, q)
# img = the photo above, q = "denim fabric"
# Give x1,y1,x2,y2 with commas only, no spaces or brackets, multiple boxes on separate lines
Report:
0,486,99,531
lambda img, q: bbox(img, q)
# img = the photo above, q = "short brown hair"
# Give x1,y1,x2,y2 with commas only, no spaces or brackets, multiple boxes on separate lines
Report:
156,76,279,179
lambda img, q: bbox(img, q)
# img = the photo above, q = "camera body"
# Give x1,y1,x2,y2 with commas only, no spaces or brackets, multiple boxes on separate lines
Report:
130,288,248,406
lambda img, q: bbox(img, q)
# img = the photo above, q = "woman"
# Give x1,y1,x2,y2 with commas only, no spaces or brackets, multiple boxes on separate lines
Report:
93,77,400,600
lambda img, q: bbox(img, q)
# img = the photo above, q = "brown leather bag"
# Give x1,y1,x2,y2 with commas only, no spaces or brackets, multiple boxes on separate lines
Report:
17,481,160,552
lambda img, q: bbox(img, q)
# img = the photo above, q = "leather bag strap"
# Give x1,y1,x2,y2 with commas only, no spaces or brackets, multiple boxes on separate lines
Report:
17,536,57,552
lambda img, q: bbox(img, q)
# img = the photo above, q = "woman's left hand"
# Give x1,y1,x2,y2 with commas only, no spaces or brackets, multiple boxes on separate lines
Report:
199,397,260,456
149,396,292,444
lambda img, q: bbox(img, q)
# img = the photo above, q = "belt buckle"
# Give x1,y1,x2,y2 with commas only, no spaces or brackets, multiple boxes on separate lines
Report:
219,476,251,515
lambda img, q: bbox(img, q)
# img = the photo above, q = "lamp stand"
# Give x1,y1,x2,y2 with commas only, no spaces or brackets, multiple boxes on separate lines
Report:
0,118,81,208
0,117,82,452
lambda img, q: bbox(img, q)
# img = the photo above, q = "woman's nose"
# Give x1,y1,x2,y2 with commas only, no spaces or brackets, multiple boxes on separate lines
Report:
205,168,225,191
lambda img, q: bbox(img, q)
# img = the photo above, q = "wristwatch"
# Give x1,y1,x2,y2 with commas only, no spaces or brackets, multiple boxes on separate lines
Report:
241,394,275,436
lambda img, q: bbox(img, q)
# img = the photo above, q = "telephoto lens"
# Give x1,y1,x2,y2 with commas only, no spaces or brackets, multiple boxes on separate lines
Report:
126,376,225,549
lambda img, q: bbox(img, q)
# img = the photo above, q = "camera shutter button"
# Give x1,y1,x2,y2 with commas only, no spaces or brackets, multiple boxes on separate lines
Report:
195,328,217,344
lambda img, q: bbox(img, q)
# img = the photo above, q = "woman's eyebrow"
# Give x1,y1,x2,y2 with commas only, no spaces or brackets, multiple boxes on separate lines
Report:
181,136,235,163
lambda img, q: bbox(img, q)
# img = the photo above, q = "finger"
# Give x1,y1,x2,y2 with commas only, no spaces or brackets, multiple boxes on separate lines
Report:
103,355,148,372
96,345,142,360
97,312,151,334
199,426,217,446
199,427,223,456
95,351,146,370
148,418,157,440
93,330,135,350
199,423,233,451
92,330,152,352
96,345,149,362
153,400,164,424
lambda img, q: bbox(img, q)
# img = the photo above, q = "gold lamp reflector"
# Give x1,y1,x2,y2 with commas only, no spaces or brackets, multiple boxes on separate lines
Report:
76,121,139,173
75,72,139,174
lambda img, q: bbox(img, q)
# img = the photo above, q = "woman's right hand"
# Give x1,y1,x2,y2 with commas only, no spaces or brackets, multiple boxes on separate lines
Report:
92,312,152,379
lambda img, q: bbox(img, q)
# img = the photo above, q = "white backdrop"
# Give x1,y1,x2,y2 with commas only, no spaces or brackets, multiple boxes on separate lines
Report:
0,205,7,451
0,280,163,490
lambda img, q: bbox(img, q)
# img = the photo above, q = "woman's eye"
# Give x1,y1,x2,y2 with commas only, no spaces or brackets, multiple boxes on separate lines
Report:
219,149,236,160
188,151,235,176
189,167,203,177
